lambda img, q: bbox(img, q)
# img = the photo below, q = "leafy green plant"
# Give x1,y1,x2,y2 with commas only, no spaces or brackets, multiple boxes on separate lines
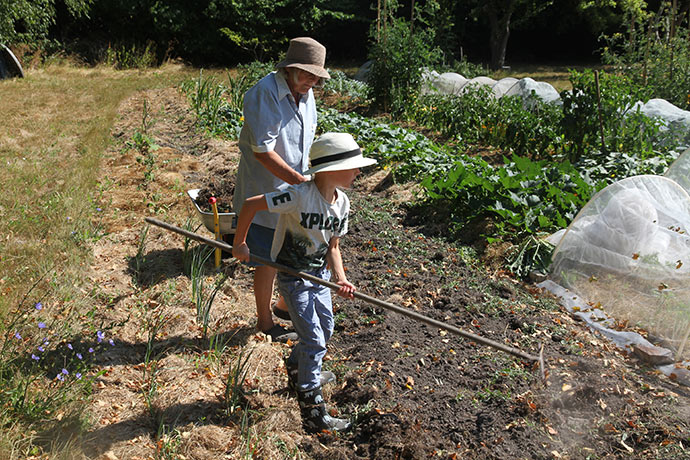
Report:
415,86,564,158
322,70,370,100
129,100,160,187
318,108,461,181
507,235,554,280
367,1,441,114
235,61,274,84
602,3,690,110
421,154,596,237
561,69,662,161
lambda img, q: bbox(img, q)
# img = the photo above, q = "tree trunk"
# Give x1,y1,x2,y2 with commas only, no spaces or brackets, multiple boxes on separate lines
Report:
486,1,516,70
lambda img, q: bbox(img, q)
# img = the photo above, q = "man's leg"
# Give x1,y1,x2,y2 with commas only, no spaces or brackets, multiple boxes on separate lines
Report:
254,264,277,333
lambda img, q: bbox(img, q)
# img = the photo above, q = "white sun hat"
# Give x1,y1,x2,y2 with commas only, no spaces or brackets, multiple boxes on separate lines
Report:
304,132,377,175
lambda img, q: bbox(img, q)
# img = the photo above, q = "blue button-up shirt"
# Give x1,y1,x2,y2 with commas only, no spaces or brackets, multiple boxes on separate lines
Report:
233,70,318,228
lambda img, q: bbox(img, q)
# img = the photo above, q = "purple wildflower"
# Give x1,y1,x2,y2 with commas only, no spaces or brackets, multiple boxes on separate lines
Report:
38,346,44,352
88,347,94,353
56,373,64,381
14,332,21,340
96,207,102,212
31,354,39,361
38,322,46,329
35,302,42,310
96,331,104,343
109,339,115,346
76,353,83,360
67,343,73,350
76,373,82,380
61,368,69,375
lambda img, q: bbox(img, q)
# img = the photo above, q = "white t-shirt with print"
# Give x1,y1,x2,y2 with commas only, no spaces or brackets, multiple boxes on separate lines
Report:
265,181,349,272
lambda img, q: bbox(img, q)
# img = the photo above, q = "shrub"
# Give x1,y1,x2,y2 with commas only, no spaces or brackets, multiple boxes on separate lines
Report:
367,15,441,115
601,4,690,110
560,69,668,162
415,86,564,158
105,41,158,69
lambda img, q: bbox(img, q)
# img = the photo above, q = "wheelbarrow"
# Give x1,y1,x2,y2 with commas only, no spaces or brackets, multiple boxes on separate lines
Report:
187,189,237,235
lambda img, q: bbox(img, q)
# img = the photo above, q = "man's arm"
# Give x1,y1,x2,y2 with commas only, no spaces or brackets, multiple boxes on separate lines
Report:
326,237,355,299
232,195,268,262
255,150,309,185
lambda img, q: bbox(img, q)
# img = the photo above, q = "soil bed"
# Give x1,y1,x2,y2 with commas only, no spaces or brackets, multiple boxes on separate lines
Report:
293,184,690,459
87,85,690,460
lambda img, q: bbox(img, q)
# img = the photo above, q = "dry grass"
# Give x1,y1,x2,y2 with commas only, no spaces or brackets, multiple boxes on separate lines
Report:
0,61,197,458
491,63,607,92
0,62,196,310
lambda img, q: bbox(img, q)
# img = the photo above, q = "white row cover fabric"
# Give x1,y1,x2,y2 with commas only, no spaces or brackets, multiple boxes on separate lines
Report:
421,71,561,105
550,175,690,360
632,98,690,132
665,148,690,195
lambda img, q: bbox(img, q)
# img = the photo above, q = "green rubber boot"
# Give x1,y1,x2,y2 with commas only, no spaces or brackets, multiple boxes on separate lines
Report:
296,386,350,434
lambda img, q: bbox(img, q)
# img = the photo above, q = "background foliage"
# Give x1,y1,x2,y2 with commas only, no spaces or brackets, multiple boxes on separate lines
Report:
0,0,660,67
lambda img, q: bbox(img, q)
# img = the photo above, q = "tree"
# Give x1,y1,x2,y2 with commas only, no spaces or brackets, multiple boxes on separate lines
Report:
0,0,91,45
468,0,553,69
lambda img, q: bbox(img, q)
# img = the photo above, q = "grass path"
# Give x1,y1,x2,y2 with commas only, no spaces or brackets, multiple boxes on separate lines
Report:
0,63,197,457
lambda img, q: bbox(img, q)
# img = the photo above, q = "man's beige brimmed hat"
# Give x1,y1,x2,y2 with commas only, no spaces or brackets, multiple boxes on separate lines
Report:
276,37,330,79
305,133,377,175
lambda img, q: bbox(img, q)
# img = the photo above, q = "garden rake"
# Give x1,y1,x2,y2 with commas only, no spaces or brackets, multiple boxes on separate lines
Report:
145,217,546,379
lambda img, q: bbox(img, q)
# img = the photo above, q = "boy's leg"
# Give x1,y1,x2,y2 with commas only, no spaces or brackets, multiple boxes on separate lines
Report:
254,265,277,333
279,275,327,391
313,268,334,344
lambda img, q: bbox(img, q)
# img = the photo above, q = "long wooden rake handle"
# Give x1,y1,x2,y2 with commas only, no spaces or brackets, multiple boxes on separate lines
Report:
146,217,545,370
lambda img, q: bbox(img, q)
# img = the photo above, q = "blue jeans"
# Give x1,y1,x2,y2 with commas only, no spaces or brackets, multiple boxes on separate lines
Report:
278,267,333,391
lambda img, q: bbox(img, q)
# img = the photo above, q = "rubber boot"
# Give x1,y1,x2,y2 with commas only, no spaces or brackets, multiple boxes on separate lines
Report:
285,360,335,393
296,386,350,433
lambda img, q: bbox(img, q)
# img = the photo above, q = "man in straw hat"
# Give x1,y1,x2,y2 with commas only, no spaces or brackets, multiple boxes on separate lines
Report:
232,37,330,342
233,132,377,433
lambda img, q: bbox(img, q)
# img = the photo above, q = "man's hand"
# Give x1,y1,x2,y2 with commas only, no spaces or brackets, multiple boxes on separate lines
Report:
232,242,251,263
335,279,356,299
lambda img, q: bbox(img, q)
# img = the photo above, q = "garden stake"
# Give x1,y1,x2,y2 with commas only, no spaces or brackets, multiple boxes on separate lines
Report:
146,217,546,377
209,196,221,270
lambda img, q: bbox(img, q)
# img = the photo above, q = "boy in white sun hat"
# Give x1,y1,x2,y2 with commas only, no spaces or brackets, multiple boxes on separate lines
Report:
232,132,376,433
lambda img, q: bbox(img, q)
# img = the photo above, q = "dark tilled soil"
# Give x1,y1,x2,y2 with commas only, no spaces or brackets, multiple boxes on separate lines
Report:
292,185,690,460
196,180,235,213
107,86,689,459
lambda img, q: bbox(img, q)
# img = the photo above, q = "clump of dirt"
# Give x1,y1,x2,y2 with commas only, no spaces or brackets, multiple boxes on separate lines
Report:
196,179,235,213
